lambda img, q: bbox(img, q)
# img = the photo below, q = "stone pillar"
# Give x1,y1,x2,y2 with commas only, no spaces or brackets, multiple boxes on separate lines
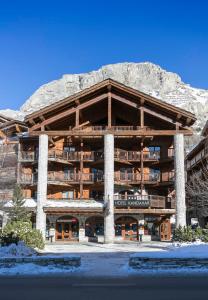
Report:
0,211,8,228
104,133,115,243
78,216,87,242
36,134,48,239
174,133,186,227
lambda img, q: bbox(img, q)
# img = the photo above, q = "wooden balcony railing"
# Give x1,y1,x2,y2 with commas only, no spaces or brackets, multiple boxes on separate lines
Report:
45,195,175,210
47,171,95,183
69,125,147,132
19,173,37,185
161,171,175,182
19,170,175,185
113,194,175,209
48,149,68,160
0,191,13,201
19,151,37,162
114,172,160,183
19,147,174,164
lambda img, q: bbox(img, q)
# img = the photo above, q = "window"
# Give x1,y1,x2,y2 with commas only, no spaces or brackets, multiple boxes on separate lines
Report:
62,191,74,199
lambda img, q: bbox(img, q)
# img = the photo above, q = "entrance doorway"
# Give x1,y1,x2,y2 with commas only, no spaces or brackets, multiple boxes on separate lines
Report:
115,217,138,240
56,216,79,241
160,219,171,241
85,216,104,237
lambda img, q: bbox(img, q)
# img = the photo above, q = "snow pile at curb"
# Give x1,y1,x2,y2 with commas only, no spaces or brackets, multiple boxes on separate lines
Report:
131,243,208,259
0,242,37,257
0,263,81,276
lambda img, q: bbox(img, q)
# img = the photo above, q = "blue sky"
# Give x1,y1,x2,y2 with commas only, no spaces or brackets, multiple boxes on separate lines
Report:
0,0,208,110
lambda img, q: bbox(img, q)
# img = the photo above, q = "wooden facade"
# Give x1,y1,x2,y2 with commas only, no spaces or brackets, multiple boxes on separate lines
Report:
0,79,196,241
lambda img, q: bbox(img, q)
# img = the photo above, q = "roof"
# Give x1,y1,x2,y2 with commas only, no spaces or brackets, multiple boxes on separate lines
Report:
0,114,13,124
0,118,28,132
186,138,206,160
202,120,208,137
25,79,196,127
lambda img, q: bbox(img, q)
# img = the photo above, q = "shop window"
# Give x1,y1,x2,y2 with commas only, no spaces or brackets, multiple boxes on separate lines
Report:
62,191,74,199
115,224,122,236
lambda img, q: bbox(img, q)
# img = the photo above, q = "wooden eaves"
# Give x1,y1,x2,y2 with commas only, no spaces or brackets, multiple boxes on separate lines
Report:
24,79,197,132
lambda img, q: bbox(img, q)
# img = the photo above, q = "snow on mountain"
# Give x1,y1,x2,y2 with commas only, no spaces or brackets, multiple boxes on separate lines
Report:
1,62,208,140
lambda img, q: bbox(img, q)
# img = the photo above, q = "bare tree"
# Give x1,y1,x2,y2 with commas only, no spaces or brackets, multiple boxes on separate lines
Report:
186,160,208,218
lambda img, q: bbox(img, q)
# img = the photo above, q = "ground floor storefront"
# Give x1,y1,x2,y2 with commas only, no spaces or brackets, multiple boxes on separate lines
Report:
43,212,175,242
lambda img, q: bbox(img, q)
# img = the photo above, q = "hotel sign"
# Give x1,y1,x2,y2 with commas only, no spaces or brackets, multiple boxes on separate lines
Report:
114,199,150,208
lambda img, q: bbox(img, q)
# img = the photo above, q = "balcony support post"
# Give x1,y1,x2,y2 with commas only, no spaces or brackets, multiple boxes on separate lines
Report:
107,86,112,128
174,133,186,227
36,134,48,239
104,133,115,243
80,140,83,199
140,139,144,194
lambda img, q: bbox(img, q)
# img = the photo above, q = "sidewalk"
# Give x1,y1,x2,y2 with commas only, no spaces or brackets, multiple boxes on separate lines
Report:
41,242,170,277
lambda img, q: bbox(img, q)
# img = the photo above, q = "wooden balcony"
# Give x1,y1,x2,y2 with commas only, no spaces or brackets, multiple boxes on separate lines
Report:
0,191,13,201
49,150,95,162
161,171,175,183
19,151,37,162
44,194,175,210
19,173,38,185
19,170,175,186
47,171,95,184
114,194,175,209
19,147,174,165
114,172,160,184
69,125,147,133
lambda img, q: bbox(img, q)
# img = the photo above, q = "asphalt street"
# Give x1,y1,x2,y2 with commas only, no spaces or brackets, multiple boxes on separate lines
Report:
1,276,208,300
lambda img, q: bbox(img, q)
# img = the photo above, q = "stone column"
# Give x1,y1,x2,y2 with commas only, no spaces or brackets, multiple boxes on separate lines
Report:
36,134,48,239
174,133,186,227
0,211,8,228
104,133,115,243
78,216,87,242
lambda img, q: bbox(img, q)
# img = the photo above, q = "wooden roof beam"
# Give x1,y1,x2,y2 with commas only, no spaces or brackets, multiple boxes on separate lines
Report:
30,93,108,131
111,93,139,109
142,107,182,126
15,124,22,133
0,129,6,138
28,119,36,126
29,129,193,137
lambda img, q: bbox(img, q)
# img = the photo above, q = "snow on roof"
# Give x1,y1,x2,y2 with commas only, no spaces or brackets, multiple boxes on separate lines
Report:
44,199,104,208
4,199,104,209
4,198,37,208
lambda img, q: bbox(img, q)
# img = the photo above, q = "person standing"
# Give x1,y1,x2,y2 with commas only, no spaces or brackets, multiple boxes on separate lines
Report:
138,224,144,242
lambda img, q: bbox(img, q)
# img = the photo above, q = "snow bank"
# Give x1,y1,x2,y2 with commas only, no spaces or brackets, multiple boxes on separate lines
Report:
131,243,208,259
0,242,37,257
0,263,80,276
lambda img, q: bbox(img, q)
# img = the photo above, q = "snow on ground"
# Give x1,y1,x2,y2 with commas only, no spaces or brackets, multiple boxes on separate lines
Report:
42,242,171,277
0,242,37,257
2,242,208,277
42,242,208,277
0,242,81,276
131,242,208,258
0,263,80,276
43,241,170,254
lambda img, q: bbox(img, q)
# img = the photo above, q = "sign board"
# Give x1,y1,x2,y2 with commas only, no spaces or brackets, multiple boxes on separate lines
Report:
191,218,199,226
114,199,150,208
57,218,78,223
139,220,145,225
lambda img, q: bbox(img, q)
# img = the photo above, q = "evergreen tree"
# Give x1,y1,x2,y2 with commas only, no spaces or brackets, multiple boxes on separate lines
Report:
9,184,31,222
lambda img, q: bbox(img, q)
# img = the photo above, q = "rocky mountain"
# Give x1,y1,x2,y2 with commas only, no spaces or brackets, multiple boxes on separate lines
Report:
1,62,208,146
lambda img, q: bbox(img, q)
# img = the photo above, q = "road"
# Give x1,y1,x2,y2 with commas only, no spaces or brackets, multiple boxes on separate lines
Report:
1,276,208,300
